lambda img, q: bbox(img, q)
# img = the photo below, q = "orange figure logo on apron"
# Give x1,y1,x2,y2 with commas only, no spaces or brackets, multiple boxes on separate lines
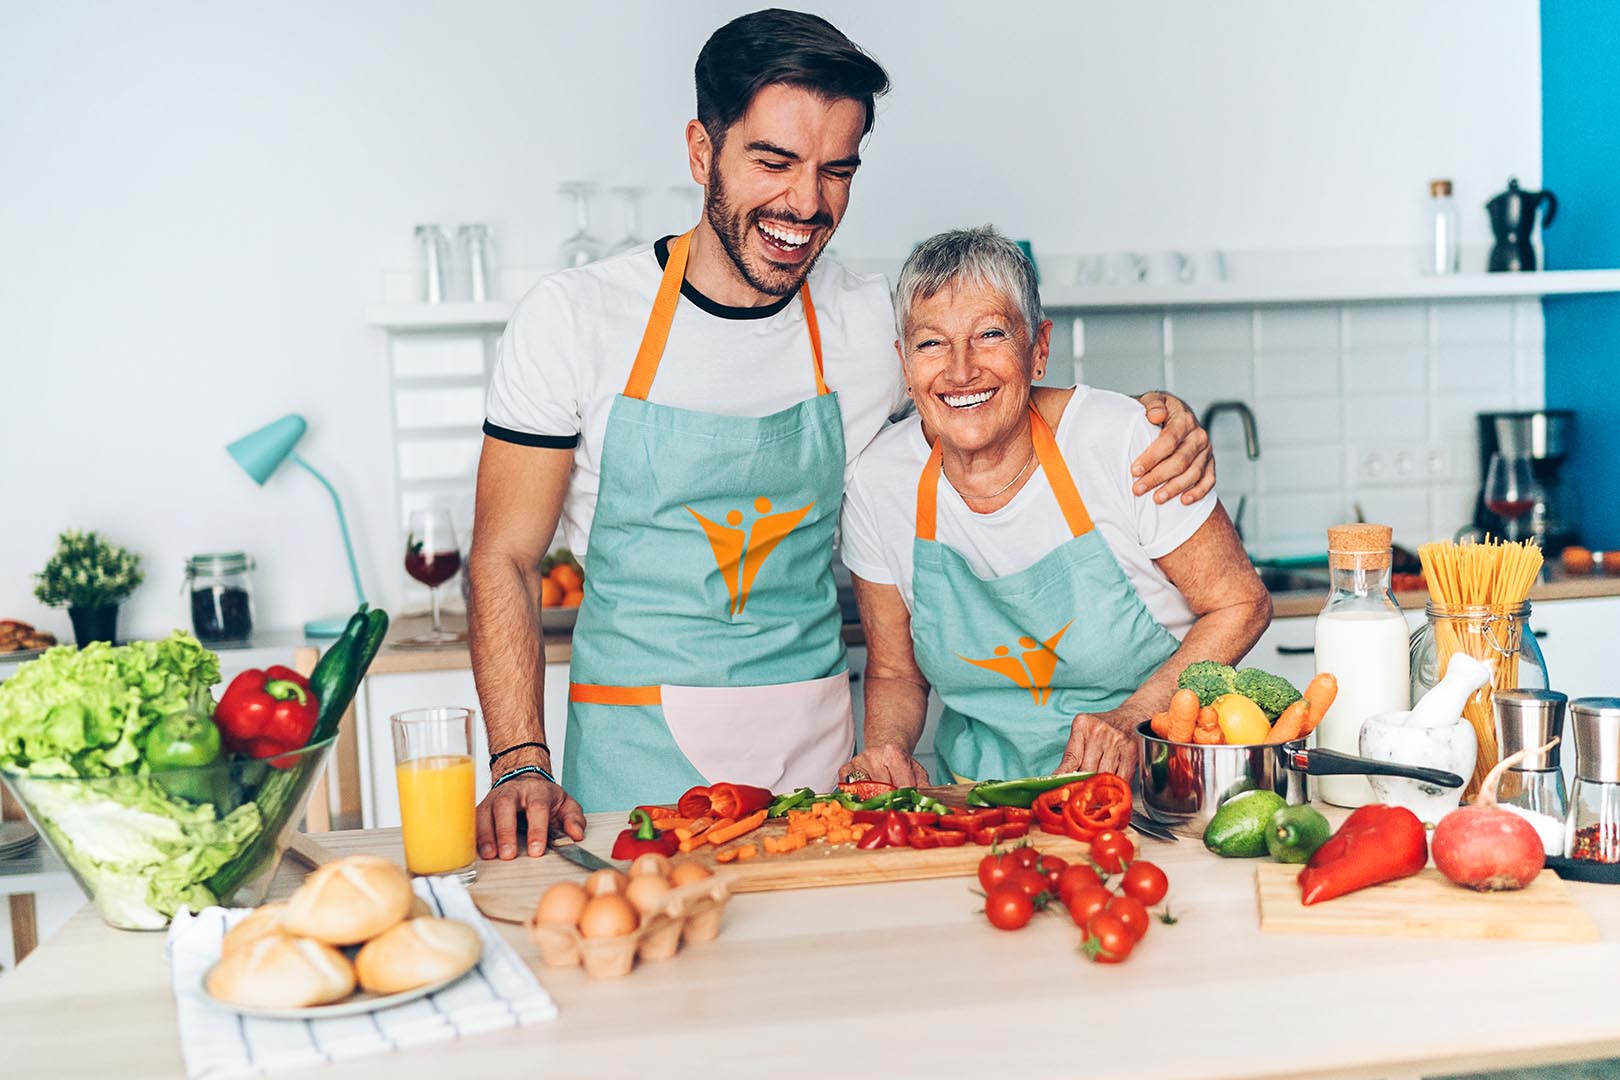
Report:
958,620,1073,706
687,497,815,615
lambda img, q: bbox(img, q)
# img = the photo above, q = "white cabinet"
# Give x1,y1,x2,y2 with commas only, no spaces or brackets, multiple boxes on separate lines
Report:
1528,597,1620,701
356,662,571,827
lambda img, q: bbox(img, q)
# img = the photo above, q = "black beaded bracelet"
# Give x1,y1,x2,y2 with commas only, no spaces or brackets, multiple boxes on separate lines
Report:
492,764,557,789
488,741,549,769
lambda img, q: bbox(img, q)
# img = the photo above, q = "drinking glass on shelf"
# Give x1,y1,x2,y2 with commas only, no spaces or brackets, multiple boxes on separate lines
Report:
606,186,649,255
391,707,478,882
557,181,604,268
404,508,465,644
1484,452,1539,542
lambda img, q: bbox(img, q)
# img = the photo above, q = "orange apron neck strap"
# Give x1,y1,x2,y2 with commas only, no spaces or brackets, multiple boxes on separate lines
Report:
1029,404,1094,537
915,404,1095,542
623,231,829,400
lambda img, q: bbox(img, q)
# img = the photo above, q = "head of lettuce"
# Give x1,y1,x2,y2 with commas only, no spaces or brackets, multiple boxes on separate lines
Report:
0,632,264,928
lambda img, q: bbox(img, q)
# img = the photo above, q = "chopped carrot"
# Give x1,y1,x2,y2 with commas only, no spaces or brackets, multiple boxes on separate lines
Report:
1299,673,1338,736
734,844,758,860
826,827,852,845
1266,699,1310,744
705,810,766,846
714,847,739,863
1167,688,1201,743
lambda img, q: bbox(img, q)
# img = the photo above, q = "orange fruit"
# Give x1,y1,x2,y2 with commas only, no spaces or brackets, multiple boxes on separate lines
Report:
551,564,583,593
539,578,563,608
561,588,584,608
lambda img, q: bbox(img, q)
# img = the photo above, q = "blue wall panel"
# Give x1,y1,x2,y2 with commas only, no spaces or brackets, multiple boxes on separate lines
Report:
1542,0,1620,548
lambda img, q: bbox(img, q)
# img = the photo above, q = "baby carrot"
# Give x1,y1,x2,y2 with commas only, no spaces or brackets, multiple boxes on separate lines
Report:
1167,688,1201,743
706,810,766,846
1299,673,1339,735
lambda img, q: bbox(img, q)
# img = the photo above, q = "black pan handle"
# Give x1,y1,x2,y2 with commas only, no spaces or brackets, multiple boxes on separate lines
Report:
1295,748,1464,789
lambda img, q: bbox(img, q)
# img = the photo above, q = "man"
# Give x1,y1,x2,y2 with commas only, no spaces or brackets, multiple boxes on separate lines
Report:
470,9,1216,860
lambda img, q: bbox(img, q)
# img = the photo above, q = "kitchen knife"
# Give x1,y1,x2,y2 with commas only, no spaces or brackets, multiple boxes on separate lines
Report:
552,841,616,873
1130,809,1178,843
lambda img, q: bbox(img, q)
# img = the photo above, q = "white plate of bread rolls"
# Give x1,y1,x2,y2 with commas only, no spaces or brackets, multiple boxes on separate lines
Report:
204,855,484,1018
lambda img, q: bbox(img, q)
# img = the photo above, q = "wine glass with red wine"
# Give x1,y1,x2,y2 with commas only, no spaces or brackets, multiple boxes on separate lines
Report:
1484,452,1539,542
404,508,465,643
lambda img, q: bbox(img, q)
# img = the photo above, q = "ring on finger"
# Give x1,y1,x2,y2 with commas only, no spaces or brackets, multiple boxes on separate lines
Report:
843,768,869,783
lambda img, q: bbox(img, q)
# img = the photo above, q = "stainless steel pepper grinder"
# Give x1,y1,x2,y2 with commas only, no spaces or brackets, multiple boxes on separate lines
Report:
1565,698,1620,863
1494,689,1568,854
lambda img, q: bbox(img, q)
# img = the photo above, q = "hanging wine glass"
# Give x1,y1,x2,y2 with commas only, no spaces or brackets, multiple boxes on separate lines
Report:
557,181,604,269
1484,452,1539,543
606,186,649,255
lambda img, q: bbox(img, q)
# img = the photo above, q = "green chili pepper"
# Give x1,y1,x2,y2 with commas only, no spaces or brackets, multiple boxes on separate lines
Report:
768,787,816,817
965,772,1095,809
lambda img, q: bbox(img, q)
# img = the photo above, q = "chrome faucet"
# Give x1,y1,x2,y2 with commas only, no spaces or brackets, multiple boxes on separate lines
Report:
1200,401,1260,460
1200,401,1260,542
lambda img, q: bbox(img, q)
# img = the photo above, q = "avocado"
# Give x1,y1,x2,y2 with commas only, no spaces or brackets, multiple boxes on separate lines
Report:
1265,804,1332,864
1203,789,1288,857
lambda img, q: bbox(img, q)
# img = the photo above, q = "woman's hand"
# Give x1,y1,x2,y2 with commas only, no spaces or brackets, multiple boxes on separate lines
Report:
476,773,586,860
1134,391,1215,505
1055,710,1140,780
840,743,932,788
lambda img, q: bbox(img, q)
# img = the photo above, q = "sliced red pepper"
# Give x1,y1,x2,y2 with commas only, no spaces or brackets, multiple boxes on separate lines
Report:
1033,782,1081,831
1064,774,1132,841
1040,821,1072,837
971,821,1031,845
882,810,909,848
1002,807,1034,824
898,811,939,828
851,810,887,826
907,826,941,849
934,828,969,847
937,813,981,831
838,779,897,801
856,823,888,850
677,785,713,818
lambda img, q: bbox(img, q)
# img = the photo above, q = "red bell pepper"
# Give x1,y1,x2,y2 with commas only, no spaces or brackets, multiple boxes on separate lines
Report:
1298,805,1428,905
677,782,773,820
611,809,680,861
677,785,713,818
972,821,1031,845
907,825,941,849
214,666,319,764
838,779,896,801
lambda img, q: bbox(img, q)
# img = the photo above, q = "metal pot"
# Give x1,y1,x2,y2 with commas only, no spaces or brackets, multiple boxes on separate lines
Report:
1136,722,1464,838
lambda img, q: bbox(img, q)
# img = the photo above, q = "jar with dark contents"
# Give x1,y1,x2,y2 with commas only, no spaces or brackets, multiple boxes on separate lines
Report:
186,552,256,644
1564,698,1620,863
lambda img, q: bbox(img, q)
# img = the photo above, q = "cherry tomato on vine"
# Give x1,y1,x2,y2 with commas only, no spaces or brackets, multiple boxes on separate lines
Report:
1089,829,1136,874
1120,860,1169,906
985,885,1034,931
1107,895,1151,942
1084,912,1135,964
1066,884,1113,928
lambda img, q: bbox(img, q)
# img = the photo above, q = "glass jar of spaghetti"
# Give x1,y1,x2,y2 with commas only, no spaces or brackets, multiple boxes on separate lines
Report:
1410,601,1548,792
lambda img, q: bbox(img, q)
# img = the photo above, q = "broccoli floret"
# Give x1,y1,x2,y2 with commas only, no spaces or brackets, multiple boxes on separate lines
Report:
1177,661,1237,707
1234,667,1303,720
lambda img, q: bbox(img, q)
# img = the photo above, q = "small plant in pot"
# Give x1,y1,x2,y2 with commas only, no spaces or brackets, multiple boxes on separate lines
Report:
33,530,144,645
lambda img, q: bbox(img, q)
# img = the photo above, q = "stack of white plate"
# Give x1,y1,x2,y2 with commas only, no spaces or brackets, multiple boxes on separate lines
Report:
0,820,39,860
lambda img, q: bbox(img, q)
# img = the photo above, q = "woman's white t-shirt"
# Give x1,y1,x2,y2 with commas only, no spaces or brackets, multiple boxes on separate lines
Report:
485,237,907,556
838,386,1217,638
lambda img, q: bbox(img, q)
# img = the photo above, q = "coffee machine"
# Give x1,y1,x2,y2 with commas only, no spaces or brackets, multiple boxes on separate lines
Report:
1473,410,1577,552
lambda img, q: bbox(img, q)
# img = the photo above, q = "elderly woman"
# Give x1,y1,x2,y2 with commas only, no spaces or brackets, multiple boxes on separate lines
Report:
838,227,1271,785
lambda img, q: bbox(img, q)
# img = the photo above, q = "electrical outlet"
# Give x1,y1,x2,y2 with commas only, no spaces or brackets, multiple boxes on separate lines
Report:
1353,442,1453,487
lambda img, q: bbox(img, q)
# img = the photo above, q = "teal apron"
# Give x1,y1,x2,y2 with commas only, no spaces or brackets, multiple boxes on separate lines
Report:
563,232,852,812
911,404,1181,781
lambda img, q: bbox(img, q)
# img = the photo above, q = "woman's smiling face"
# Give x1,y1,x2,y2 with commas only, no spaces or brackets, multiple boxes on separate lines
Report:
900,281,1053,456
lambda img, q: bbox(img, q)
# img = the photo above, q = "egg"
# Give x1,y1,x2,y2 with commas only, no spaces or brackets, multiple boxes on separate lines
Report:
585,868,628,897
534,881,588,926
577,894,639,938
628,852,672,880
669,861,712,887
623,873,673,916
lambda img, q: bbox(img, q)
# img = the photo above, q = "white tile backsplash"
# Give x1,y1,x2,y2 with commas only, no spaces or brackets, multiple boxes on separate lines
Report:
1078,298,1543,554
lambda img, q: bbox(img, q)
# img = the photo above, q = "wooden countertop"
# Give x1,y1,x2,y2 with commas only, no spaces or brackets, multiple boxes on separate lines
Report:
1268,566,1620,619
8,819,1620,1077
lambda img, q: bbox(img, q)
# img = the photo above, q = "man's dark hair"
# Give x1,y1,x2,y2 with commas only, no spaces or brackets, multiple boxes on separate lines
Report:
695,8,889,148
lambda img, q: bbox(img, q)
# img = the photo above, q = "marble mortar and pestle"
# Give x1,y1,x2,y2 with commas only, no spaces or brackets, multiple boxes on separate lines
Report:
1357,654,1492,825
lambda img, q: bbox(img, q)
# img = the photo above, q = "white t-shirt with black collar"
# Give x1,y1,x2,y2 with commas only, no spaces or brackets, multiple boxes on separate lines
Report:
838,386,1217,637
484,236,907,556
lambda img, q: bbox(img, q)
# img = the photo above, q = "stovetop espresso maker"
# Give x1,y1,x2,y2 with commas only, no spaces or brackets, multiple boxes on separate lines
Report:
1487,177,1558,272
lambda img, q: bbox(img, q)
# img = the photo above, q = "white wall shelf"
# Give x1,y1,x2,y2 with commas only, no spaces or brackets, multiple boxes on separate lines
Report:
365,270,1620,330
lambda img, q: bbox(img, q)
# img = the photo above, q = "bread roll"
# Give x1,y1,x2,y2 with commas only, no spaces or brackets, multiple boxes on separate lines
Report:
221,902,289,957
283,855,412,946
355,917,481,994
206,934,355,1008
409,895,433,919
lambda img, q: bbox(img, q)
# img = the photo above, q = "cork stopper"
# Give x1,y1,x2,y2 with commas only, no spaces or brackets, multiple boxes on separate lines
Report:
1327,523,1393,571
1430,179,1453,197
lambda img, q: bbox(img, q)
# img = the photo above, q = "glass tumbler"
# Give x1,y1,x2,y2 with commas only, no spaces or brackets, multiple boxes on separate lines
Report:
391,707,478,882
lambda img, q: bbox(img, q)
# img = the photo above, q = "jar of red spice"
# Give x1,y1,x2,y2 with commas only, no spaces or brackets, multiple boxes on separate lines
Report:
1565,698,1620,863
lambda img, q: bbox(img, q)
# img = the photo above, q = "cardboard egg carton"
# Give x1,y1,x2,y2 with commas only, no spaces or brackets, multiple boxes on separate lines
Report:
527,873,732,978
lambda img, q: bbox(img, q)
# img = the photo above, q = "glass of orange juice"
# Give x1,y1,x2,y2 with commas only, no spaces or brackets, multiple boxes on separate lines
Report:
391,707,478,882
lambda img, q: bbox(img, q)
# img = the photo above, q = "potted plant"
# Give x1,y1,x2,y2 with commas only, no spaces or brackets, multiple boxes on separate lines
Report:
34,530,145,645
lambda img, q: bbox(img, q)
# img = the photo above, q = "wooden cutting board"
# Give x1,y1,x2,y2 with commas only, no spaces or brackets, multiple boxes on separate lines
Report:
470,790,1103,924
1255,862,1599,942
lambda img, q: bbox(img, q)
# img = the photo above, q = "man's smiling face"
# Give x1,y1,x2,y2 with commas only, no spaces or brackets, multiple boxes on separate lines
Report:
701,83,866,298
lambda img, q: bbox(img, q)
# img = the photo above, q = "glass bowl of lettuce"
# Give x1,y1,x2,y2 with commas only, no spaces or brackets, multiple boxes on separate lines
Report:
0,632,336,930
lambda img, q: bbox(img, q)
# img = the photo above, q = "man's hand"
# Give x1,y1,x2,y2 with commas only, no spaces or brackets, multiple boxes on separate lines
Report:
839,743,931,788
1055,711,1139,780
1134,391,1215,505
476,775,586,860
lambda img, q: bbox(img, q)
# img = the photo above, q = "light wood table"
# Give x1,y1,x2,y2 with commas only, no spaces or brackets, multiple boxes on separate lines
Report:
5,817,1620,1078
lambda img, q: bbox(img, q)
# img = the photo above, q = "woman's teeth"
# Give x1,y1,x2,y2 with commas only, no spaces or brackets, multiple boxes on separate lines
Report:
942,389,996,409
758,221,811,249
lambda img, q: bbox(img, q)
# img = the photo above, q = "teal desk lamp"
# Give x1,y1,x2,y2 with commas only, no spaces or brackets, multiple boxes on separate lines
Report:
227,414,366,637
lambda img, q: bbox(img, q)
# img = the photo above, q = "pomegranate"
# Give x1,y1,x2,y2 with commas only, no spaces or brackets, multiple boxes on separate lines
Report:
1431,740,1556,892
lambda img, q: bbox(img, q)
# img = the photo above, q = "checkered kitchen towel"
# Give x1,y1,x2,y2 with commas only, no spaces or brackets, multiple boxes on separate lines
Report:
166,876,557,1079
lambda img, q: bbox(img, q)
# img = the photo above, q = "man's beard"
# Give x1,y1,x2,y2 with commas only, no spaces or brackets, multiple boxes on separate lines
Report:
704,159,834,298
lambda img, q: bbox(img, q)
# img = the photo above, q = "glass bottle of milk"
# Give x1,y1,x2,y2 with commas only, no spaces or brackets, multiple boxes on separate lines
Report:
1315,524,1412,807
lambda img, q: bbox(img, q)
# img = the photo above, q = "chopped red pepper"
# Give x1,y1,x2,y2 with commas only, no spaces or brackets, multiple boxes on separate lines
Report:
882,810,910,848
972,821,1031,845
611,809,680,861
934,829,969,847
214,666,319,765
851,809,888,827
1002,807,1034,825
897,811,940,828
1033,783,1079,832
838,779,896,801
1063,775,1132,841
856,823,889,850
1298,805,1428,905
907,825,941,849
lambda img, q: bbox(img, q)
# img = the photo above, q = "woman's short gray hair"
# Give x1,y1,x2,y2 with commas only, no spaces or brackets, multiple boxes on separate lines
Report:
893,226,1043,341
